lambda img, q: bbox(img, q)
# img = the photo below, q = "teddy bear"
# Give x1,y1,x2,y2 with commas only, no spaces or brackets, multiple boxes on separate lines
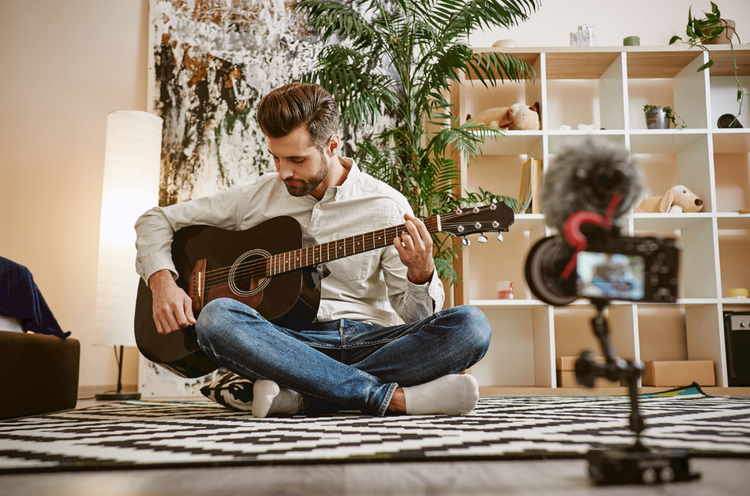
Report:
492,39,519,48
634,185,704,213
467,102,540,131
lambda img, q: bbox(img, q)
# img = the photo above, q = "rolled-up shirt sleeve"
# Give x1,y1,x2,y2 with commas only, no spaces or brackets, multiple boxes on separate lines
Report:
380,245,445,323
134,185,250,285
379,201,445,323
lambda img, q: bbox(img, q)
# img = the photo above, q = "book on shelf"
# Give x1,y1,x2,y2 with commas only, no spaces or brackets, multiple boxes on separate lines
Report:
519,158,543,214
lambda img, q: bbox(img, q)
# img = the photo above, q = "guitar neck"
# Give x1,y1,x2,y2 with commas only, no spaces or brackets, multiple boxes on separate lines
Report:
268,216,441,276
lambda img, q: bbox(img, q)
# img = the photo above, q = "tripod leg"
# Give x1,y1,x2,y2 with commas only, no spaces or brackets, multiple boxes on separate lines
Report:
626,363,645,448
584,300,646,441
580,307,699,485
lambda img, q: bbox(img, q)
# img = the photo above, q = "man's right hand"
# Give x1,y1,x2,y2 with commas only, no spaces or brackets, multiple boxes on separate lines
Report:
149,269,197,335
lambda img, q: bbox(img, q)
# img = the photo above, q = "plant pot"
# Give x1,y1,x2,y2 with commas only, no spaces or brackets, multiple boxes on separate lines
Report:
717,113,743,129
702,19,736,44
645,109,671,129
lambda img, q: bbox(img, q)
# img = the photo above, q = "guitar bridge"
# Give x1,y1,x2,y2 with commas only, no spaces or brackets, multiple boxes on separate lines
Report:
189,259,207,316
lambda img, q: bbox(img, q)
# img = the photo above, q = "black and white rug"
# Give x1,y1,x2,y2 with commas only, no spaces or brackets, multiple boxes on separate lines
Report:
1,386,749,474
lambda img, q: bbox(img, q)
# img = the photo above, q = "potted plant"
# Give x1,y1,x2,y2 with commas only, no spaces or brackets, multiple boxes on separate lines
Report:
643,105,687,129
669,2,747,126
293,0,540,285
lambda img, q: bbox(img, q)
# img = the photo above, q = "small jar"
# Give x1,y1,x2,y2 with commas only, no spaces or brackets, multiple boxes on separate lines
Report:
623,36,640,46
497,281,514,299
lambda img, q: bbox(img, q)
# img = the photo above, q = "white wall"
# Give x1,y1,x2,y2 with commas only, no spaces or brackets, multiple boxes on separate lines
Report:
471,0,750,48
0,0,148,388
0,0,747,391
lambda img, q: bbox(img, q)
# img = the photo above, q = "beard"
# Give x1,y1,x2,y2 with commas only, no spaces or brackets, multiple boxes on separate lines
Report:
284,151,330,197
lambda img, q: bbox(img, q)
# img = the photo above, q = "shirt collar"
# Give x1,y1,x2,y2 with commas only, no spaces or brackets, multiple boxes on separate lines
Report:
322,157,360,201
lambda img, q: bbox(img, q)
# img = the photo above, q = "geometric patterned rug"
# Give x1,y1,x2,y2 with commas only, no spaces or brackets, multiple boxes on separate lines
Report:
1,386,749,474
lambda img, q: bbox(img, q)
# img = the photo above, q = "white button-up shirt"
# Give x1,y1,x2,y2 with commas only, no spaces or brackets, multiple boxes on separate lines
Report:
135,161,444,327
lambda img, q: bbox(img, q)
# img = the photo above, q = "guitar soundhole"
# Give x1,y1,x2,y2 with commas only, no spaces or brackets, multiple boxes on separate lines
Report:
229,249,271,297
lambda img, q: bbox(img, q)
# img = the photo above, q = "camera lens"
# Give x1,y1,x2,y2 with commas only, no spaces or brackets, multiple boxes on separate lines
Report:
525,236,577,306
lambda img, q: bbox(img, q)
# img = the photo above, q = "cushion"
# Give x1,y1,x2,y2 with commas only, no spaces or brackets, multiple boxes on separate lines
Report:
200,371,254,411
0,315,24,333
0,330,80,419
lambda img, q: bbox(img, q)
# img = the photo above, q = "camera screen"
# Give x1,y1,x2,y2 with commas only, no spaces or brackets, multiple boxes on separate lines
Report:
576,251,645,301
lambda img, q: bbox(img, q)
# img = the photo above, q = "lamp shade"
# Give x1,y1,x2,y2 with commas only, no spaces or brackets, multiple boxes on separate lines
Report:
94,111,162,347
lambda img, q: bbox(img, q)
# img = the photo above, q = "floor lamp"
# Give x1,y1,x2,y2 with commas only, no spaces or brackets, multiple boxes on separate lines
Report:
94,110,163,401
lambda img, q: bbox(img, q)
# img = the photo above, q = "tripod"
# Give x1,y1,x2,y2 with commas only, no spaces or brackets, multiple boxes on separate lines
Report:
575,298,700,485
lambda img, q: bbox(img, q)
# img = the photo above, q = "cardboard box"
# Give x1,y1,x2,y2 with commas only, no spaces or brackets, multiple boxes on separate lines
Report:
557,370,621,388
641,360,715,387
556,356,621,387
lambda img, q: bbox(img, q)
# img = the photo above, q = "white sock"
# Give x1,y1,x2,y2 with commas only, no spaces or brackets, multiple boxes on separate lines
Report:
402,374,479,415
251,379,304,417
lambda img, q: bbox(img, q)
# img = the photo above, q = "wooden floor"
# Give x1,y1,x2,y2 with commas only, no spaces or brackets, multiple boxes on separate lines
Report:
479,386,750,397
1,458,749,496
2,389,749,496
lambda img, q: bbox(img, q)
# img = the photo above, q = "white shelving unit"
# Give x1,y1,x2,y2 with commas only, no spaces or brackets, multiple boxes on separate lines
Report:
455,45,750,389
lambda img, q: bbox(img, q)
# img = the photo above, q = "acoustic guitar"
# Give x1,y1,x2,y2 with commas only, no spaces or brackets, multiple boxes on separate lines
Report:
134,203,514,378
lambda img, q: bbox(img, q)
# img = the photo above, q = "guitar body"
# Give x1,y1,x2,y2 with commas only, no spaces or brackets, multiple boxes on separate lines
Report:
134,216,321,378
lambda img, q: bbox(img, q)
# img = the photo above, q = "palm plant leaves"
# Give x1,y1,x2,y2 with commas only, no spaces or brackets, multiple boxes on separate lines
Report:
293,1,376,46
411,0,535,31
294,0,541,285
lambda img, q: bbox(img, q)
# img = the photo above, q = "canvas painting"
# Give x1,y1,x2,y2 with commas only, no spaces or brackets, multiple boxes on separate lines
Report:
147,0,328,206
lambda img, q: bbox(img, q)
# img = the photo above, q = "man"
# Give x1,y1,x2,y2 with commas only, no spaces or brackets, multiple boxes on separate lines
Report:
135,82,491,417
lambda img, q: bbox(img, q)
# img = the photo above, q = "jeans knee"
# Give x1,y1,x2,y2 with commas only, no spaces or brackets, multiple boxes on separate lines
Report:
453,305,492,359
195,299,221,345
196,298,249,345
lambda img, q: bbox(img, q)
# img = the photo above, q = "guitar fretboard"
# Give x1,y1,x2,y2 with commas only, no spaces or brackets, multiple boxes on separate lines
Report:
267,217,440,276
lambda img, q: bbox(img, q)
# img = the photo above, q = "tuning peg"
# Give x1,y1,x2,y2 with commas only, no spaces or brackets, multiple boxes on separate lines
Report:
497,232,504,242
461,237,470,246
478,234,488,243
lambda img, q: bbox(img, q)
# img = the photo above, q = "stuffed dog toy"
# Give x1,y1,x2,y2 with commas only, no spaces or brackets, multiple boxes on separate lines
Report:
467,102,540,130
635,185,704,213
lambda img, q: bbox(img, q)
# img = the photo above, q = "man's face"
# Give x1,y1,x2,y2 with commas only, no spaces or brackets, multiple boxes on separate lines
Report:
267,125,330,198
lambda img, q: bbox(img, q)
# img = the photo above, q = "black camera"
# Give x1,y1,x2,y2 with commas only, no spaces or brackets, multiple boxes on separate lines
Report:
522,137,698,486
526,136,681,307
526,224,681,306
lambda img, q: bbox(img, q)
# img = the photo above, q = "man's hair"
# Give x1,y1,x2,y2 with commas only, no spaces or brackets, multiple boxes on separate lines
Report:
257,82,339,151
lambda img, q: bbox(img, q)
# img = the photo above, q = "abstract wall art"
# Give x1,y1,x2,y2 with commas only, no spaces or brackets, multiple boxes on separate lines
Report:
148,0,326,206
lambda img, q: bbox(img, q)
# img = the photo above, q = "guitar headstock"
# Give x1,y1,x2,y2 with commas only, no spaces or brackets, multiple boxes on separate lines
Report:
439,203,515,243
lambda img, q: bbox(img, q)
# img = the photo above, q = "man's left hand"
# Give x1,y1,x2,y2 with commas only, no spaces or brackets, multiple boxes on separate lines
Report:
393,213,435,285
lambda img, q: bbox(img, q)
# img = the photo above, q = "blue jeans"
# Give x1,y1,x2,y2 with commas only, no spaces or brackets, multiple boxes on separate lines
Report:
195,299,491,416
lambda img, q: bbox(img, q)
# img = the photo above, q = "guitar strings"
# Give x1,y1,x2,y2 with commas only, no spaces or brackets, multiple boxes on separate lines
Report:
202,211,498,285
202,219,440,285
203,224,413,285
202,222,417,283
202,219,490,286
202,216,491,286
